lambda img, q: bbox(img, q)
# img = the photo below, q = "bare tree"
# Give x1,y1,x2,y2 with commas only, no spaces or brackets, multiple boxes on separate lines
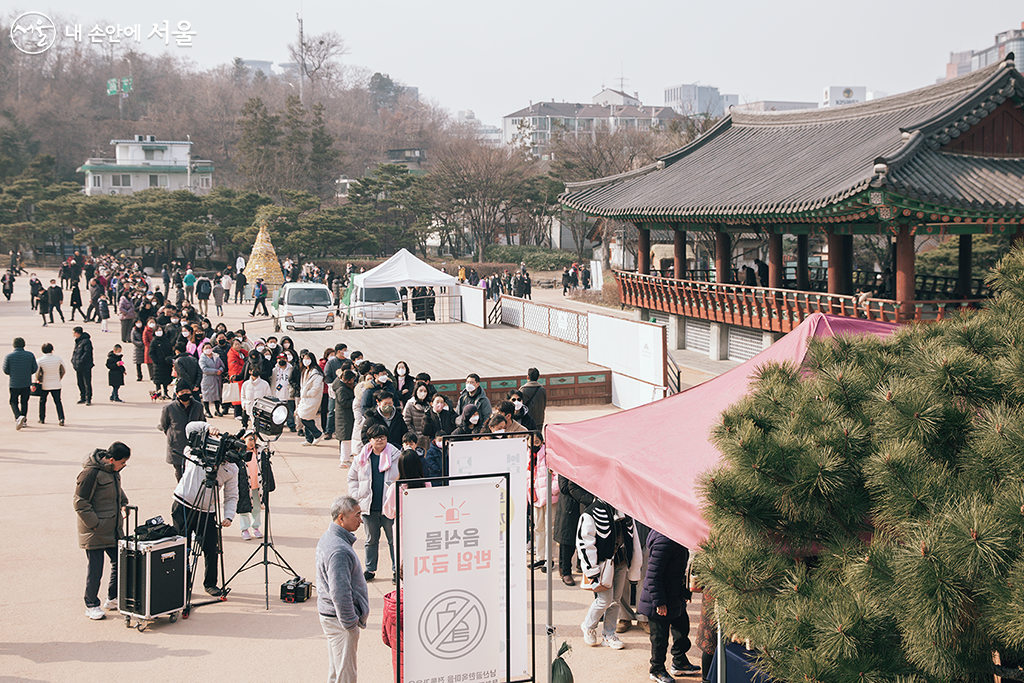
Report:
430,136,529,262
288,30,348,102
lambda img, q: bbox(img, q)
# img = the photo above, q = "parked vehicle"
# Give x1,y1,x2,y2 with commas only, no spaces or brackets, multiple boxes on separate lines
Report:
344,285,403,328
272,282,335,332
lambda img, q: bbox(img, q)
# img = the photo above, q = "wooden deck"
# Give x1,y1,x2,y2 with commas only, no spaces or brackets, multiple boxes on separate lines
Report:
245,319,611,405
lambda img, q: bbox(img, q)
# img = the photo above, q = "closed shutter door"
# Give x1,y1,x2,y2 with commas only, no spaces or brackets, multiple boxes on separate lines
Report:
648,311,669,325
684,319,711,354
728,327,763,362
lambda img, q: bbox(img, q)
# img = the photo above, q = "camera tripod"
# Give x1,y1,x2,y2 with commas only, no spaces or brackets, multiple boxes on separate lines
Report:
224,442,298,609
176,458,230,619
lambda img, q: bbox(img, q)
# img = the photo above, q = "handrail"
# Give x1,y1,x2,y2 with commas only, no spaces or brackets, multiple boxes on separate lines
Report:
613,271,983,331
666,353,683,396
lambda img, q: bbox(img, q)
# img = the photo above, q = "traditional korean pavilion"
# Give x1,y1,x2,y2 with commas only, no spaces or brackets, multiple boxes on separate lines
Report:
560,55,1024,328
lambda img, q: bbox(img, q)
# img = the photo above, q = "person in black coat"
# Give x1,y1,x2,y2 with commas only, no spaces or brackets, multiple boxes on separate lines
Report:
554,476,594,585
149,328,173,397
360,390,408,449
48,280,65,322
71,327,94,404
69,282,85,321
422,393,456,440
637,530,699,679
172,344,200,389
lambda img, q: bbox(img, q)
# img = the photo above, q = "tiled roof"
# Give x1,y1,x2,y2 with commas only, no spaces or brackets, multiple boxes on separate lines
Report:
561,60,1024,221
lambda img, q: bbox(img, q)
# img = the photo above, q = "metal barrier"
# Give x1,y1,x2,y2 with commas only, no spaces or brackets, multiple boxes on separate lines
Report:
498,295,589,347
614,271,984,331
341,293,463,328
666,354,683,396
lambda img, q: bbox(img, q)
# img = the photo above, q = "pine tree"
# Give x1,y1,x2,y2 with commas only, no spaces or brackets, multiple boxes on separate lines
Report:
695,244,1024,683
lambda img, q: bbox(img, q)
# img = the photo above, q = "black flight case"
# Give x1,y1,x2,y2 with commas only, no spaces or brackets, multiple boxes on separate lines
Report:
117,506,186,630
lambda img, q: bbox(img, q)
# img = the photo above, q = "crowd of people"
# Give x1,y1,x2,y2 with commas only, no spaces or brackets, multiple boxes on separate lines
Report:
4,251,711,683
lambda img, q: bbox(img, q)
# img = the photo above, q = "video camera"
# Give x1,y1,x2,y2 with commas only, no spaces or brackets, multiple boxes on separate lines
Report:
188,429,250,484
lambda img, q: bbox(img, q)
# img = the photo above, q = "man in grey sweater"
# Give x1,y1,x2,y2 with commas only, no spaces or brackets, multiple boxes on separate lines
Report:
316,495,368,683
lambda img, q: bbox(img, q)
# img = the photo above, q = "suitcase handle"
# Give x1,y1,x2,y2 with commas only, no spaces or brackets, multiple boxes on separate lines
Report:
124,505,139,544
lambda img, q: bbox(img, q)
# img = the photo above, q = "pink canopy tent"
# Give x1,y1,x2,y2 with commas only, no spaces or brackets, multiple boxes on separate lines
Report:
544,313,899,549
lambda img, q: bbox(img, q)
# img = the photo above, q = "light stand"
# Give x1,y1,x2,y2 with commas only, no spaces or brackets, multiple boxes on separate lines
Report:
224,397,299,608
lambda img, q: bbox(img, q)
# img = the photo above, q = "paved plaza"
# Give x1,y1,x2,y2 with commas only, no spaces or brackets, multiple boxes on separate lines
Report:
1,269,709,683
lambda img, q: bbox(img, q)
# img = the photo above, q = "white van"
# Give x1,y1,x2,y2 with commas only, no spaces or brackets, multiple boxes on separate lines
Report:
272,282,335,332
344,285,403,328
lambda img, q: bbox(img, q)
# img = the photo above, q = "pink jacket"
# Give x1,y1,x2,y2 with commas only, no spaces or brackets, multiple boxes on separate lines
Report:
532,445,560,506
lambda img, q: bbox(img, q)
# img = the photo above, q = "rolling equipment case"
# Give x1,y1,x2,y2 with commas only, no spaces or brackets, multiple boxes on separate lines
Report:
117,506,186,630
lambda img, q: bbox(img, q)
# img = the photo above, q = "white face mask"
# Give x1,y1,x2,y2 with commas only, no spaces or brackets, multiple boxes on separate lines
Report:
182,329,190,337
469,414,480,425
147,321,156,328
492,428,505,434
268,342,277,349
512,400,523,411
377,375,387,384
204,349,213,356
397,368,406,376
417,391,428,400
155,330,163,337
170,318,179,324
466,383,477,393
302,358,312,367
135,322,142,327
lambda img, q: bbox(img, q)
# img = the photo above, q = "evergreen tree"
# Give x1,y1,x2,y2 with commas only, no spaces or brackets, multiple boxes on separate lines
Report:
696,244,1024,683
236,97,282,196
308,103,343,200
280,95,310,193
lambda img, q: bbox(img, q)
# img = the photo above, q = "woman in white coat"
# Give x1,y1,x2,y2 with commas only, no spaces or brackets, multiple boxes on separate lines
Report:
296,350,325,446
346,423,400,581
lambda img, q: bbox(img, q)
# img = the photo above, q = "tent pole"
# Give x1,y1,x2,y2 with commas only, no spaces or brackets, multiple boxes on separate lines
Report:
716,600,725,683
546,467,553,683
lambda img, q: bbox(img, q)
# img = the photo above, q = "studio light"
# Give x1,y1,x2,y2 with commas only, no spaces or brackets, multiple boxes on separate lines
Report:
252,396,290,441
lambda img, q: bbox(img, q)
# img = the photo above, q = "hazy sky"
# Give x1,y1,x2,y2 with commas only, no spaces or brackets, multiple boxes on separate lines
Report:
8,1,1023,125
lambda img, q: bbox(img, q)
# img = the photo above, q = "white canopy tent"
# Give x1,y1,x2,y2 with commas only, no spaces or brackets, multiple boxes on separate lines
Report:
352,248,458,288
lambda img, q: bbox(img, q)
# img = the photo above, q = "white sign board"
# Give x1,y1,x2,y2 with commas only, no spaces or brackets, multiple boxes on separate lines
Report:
448,436,531,679
587,312,666,386
401,481,504,683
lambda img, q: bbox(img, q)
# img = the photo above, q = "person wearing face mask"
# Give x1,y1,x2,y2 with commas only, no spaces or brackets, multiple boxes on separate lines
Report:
198,342,225,418
130,319,146,382
359,365,396,416
424,430,448,478
172,342,201,389
360,391,408,449
158,380,206,480
423,393,457,441
226,338,247,419
347,424,400,582
149,325,174,399
455,374,491,426
505,390,538,431
142,319,157,382
240,365,271,429
497,399,532,433
332,369,357,467
392,361,413,407
271,353,293,406
453,404,485,437
296,352,325,445
323,344,348,437
402,381,430,443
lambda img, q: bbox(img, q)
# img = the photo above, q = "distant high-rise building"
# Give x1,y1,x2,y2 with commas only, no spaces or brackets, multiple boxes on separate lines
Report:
242,60,274,76
663,83,737,118
939,23,1024,81
457,110,503,147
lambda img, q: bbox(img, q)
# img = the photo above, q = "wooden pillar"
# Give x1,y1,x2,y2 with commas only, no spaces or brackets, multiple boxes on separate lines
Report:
896,225,916,321
827,231,845,294
673,229,686,280
715,229,731,284
796,235,810,290
957,234,973,297
637,226,651,275
768,232,783,289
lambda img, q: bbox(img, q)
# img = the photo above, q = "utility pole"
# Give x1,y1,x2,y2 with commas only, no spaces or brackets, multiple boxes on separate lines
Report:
296,13,304,106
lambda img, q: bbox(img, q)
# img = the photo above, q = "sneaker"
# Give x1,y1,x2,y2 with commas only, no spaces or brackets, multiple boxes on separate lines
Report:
38,419,44,424
85,606,106,620
59,419,65,426
204,585,225,597
581,625,598,647
312,434,325,446
650,673,675,683
601,633,625,650
616,619,631,633
102,598,118,611
669,664,701,677
251,528,262,539
301,440,314,447
363,571,375,581
241,529,251,541
15,416,25,430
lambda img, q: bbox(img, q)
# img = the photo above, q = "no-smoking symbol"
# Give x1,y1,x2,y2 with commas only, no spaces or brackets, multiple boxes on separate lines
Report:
418,589,487,659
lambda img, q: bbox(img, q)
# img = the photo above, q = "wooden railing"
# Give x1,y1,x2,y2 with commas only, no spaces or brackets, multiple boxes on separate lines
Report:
668,269,990,299
614,272,984,331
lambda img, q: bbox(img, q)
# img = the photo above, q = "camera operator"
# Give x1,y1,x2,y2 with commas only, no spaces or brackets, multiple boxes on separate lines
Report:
172,421,238,597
